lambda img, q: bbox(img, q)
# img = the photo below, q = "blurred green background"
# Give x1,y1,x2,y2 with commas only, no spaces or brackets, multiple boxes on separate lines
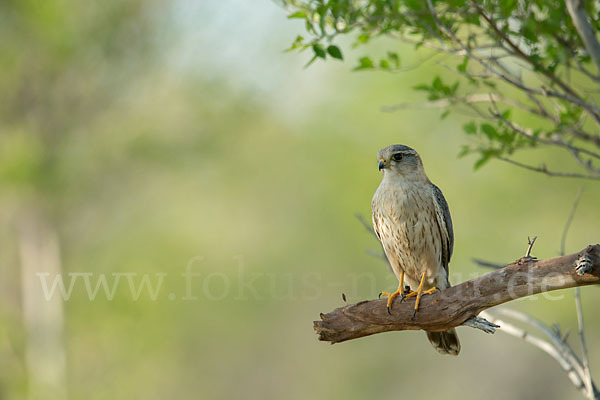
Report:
0,1,599,399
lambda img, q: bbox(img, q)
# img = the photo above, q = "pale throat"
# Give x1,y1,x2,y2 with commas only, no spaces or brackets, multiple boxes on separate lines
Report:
380,169,429,186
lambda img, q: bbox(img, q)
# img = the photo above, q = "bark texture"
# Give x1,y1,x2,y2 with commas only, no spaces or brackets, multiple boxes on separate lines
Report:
314,245,600,344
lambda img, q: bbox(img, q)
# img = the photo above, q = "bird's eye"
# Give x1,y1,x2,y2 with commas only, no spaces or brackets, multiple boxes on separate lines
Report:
391,153,403,161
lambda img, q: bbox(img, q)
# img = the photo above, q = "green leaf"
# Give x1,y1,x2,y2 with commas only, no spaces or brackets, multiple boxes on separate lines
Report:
379,59,390,69
387,52,400,68
432,76,444,91
457,145,471,158
288,11,307,19
353,56,374,70
286,35,305,52
473,155,491,170
473,149,498,170
440,110,450,119
305,19,316,34
481,123,497,139
304,55,318,68
449,81,459,95
500,0,518,15
312,44,326,59
457,56,469,72
326,45,343,60
356,33,370,44
463,121,477,134
413,83,430,92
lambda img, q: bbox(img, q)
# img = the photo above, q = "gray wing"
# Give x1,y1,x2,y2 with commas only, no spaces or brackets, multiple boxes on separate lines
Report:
431,184,454,270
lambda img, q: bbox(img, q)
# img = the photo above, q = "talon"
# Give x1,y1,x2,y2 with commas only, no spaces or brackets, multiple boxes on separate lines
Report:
411,309,417,320
379,271,406,312
412,271,435,316
399,294,406,303
379,289,401,312
378,292,382,299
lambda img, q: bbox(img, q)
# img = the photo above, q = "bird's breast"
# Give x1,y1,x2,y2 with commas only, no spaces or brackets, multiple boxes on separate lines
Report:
372,180,442,288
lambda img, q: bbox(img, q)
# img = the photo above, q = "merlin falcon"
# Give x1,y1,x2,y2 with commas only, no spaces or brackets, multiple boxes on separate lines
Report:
371,144,460,356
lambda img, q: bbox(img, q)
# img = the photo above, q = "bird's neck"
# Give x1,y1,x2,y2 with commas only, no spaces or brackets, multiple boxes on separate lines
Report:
381,171,429,186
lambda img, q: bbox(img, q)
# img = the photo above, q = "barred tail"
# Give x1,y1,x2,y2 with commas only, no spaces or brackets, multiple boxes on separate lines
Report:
426,329,461,356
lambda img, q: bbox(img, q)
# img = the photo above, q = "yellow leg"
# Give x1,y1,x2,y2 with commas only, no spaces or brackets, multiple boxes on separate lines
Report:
379,271,406,313
407,272,437,319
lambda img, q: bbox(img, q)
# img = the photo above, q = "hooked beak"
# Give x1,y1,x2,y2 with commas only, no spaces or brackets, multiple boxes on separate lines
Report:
378,158,389,170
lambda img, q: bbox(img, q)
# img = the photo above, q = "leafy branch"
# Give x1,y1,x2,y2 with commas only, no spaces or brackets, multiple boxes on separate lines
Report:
281,0,600,179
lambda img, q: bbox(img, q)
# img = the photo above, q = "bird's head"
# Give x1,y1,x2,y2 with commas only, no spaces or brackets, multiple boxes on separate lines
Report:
377,144,427,180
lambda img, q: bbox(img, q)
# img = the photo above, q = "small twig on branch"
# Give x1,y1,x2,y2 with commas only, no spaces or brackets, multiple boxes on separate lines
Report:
490,105,600,162
462,316,499,334
470,0,600,125
525,236,537,258
354,213,377,239
314,245,600,344
355,213,393,272
382,93,504,112
497,157,600,180
561,188,584,257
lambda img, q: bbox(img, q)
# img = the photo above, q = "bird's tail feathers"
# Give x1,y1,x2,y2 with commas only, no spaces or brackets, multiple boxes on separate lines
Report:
426,328,460,356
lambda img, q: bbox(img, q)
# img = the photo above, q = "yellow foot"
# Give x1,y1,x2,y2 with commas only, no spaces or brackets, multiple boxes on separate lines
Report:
410,271,437,320
379,288,403,314
411,287,438,319
379,272,409,314
404,287,436,299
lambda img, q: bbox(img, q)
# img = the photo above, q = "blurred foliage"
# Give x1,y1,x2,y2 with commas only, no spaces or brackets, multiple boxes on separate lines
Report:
0,0,161,203
282,0,600,178
0,1,599,400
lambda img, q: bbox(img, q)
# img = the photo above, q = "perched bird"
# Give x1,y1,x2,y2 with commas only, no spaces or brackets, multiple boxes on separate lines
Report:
371,144,460,356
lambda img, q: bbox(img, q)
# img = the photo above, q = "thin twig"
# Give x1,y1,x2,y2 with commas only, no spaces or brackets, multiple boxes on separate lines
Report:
496,308,589,386
355,213,393,272
481,311,584,389
525,236,537,258
489,102,600,162
562,188,597,399
497,157,600,180
561,188,584,257
575,288,596,399
382,93,539,116
470,0,600,125
472,258,505,269
560,187,598,399
354,213,377,238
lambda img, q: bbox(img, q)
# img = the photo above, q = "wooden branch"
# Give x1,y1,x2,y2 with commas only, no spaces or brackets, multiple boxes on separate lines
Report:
566,0,600,76
314,245,600,344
